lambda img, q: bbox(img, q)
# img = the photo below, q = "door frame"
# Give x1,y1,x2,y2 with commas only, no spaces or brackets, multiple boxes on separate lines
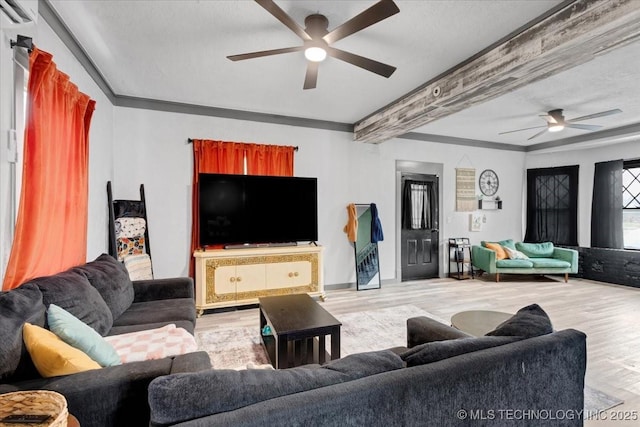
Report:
396,160,444,280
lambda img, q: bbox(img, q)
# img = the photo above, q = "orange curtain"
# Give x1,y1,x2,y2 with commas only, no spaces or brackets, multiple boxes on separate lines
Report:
3,47,95,290
246,144,295,176
189,140,245,276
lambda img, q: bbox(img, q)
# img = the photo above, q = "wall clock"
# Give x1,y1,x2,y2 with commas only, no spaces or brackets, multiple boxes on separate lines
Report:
479,169,499,196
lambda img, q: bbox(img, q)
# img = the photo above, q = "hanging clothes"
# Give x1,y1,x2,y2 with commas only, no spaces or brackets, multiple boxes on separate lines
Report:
343,203,358,243
370,203,384,243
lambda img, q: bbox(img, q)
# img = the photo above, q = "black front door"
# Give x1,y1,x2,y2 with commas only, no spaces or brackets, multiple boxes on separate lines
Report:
401,174,439,281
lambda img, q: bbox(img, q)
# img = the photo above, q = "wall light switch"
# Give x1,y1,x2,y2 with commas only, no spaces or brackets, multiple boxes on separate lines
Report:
7,130,17,163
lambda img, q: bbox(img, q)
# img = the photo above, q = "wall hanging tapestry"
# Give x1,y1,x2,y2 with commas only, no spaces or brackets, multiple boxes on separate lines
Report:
456,168,476,212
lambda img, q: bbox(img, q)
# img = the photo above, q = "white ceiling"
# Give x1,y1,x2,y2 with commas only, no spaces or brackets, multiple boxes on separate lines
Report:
47,0,640,149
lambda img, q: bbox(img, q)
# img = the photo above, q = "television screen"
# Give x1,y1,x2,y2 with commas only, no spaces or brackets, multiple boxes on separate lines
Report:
199,173,318,246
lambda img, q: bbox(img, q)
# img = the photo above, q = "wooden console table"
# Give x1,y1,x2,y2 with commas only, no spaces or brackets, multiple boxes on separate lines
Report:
194,245,324,315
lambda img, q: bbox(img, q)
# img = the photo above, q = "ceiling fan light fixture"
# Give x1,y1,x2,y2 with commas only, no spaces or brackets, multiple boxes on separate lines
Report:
548,124,565,132
304,46,327,62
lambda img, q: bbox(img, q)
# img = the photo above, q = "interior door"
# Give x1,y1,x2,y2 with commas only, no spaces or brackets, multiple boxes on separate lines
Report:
401,174,439,280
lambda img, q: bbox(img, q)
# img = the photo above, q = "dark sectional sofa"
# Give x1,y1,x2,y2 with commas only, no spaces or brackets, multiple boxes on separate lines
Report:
0,254,211,427
148,305,587,427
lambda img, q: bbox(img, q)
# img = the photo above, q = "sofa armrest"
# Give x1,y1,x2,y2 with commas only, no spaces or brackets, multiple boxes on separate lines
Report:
471,245,496,273
170,351,211,374
553,247,579,273
132,277,194,302
407,316,473,348
19,357,175,427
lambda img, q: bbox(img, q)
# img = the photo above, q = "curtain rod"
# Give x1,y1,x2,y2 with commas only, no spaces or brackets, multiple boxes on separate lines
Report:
10,35,33,52
187,138,298,151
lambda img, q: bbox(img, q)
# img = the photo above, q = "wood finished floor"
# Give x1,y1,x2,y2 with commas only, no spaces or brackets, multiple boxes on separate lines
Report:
195,275,640,426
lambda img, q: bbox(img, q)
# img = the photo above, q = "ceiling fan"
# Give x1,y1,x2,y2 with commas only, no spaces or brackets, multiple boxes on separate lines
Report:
227,0,400,90
499,108,623,141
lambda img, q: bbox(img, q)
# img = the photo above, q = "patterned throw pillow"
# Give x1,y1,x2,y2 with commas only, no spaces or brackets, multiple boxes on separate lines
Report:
503,246,529,260
116,236,146,261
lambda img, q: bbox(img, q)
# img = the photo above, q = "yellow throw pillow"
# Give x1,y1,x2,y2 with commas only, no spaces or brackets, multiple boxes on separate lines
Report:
485,242,507,260
23,323,101,378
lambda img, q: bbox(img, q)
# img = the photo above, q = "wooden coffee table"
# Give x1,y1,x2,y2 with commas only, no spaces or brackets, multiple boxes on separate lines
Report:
450,310,512,336
259,294,341,369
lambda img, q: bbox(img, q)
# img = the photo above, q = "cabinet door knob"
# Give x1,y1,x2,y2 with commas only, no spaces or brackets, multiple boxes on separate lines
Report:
236,276,242,282
229,277,236,283
288,272,294,278
293,272,299,277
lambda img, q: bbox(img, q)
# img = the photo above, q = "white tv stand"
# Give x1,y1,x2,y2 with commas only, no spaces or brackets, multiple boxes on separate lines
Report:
193,245,324,316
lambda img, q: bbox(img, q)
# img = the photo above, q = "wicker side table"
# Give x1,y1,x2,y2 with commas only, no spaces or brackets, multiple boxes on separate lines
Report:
0,391,68,426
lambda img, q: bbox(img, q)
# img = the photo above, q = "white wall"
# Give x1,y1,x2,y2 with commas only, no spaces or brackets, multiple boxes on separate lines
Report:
0,15,114,282
113,107,526,285
525,139,640,247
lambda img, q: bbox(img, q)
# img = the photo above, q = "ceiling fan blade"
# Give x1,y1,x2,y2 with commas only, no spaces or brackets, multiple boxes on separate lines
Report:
227,46,304,61
255,0,312,41
566,123,603,131
303,61,319,90
323,0,400,45
326,47,396,77
498,125,547,135
528,129,548,141
567,108,622,123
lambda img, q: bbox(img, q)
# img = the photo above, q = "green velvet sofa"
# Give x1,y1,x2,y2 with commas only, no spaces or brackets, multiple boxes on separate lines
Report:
472,239,578,282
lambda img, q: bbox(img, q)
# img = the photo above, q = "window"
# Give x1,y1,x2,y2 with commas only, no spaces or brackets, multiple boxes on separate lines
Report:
524,166,579,246
623,159,640,250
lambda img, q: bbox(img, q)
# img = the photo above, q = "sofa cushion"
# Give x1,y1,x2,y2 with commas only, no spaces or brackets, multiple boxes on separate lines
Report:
486,304,553,338
529,258,571,268
515,242,554,258
495,259,534,268
484,242,507,260
482,239,516,250
47,304,121,367
26,270,113,336
0,283,46,381
400,335,520,367
23,323,102,378
74,254,134,321
148,350,403,425
111,298,196,329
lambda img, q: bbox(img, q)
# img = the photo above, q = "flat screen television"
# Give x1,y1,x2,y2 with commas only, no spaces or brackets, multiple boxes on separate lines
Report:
199,173,318,247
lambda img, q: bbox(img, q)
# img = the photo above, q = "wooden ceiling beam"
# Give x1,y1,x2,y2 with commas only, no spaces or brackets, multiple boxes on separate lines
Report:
354,0,640,143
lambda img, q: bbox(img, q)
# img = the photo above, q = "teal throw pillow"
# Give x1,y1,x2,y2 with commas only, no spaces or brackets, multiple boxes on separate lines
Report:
47,303,121,367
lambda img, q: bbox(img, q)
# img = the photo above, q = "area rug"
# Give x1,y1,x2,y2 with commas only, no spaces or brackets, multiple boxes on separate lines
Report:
195,304,623,413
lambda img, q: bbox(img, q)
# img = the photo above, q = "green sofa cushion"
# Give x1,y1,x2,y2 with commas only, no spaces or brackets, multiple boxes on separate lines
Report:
481,239,516,250
529,258,571,269
496,259,534,268
515,242,554,258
